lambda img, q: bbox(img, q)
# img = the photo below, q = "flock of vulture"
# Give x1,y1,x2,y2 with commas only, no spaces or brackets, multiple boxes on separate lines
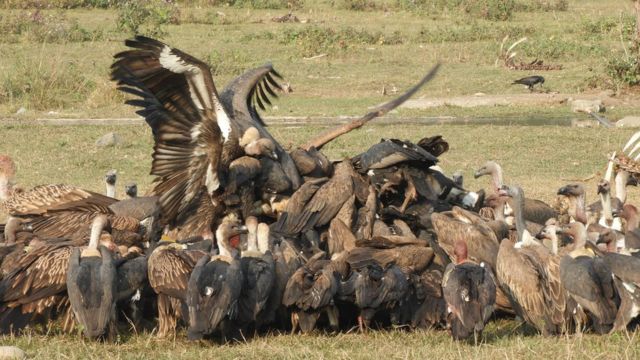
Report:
1,36,640,346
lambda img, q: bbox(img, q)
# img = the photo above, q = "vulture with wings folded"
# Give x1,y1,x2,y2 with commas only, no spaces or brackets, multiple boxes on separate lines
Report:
111,36,297,238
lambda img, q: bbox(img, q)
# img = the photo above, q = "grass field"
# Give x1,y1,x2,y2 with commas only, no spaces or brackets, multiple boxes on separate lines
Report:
0,0,638,120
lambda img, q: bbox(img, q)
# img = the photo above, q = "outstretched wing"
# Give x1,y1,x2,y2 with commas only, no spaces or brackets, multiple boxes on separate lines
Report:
111,36,230,224
219,63,284,128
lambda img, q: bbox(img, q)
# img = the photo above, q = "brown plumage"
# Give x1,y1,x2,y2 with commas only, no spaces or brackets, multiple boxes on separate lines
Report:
431,212,499,268
274,161,355,235
0,242,74,334
4,184,139,240
147,243,207,337
282,253,342,333
496,186,572,335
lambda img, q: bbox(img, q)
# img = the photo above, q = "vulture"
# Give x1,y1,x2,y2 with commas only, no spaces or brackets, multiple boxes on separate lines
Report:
147,237,207,337
558,222,618,334
442,240,496,343
496,185,569,335
474,161,556,225
237,217,276,329
66,215,117,340
186,216,246,340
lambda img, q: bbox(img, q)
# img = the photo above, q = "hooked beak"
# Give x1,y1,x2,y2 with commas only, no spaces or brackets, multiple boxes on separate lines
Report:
473,170,484,179
268,151,279,161
557,186,569,196
627,176,639,187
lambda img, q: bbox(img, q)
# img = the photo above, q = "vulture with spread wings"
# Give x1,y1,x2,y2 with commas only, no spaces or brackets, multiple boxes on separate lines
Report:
111,36,293,237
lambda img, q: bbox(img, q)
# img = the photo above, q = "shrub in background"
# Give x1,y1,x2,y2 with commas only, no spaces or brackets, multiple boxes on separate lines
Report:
116,0,179,38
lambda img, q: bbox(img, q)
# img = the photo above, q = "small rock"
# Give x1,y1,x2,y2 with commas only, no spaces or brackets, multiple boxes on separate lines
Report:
616,116,640,128
0,346,26,359
15,107,26,115
571,118,599,128
95,132,122,147
571,99,604,113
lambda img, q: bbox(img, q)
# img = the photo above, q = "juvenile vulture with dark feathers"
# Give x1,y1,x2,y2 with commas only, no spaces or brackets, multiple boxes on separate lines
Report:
238,217,275,329
67,215,117,340
352,138,438,173
219,64,302,190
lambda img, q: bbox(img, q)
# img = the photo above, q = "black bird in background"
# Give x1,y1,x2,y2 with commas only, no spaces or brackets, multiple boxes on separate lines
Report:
512,76,545,91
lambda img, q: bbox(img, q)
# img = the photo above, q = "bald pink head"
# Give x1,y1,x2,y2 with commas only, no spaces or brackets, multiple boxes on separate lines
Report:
454,240,468,264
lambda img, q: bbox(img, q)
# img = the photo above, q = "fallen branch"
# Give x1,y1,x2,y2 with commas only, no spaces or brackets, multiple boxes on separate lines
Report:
301,63,441,151
303,53,327,60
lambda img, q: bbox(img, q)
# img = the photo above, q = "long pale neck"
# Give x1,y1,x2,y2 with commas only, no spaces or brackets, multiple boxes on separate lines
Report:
573,226,588,249
513,190,526,243
215,228,236,258
615,171,629,203
257,223,270,254
550,230,558,255
88,218,105,250
492,167,504,193
600,191,614,226
247,228,258,252
4,217,20,243
494,202,506,221
574,195,588,224
106,183,116,198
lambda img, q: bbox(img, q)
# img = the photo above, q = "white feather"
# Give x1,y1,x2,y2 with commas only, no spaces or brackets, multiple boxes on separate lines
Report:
205,163,220,193
623,131,640,153
462,191,479,208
